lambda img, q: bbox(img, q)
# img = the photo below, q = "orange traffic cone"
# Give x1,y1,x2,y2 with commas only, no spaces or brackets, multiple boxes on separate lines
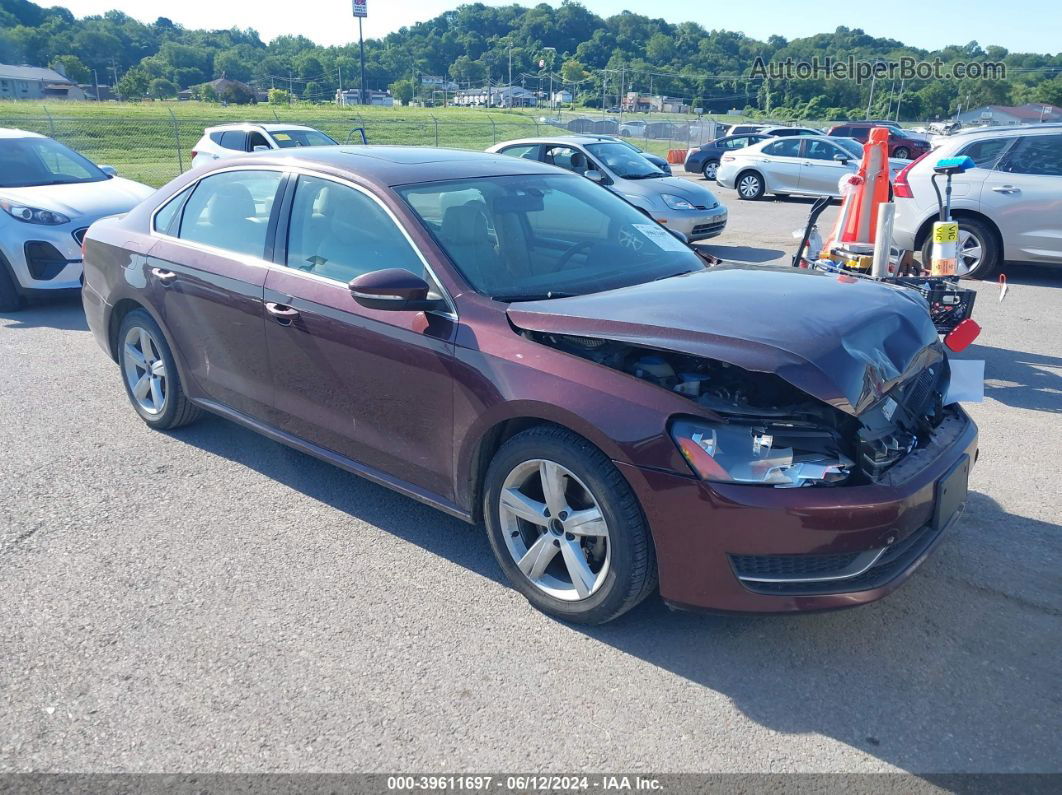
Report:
821,127,892,257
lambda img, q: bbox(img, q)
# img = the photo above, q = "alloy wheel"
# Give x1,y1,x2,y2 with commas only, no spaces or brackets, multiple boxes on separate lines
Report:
956,228,983,276
122,326,168,415
703,160,718,180
498,458,611,601
894,147,910,159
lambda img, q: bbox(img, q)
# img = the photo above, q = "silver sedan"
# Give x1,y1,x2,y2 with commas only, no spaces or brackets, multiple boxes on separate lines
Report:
715,135,905,200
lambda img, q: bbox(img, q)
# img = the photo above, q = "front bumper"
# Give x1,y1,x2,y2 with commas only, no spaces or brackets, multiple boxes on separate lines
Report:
0,222,86,292
658,205,728,241
618,408,978,613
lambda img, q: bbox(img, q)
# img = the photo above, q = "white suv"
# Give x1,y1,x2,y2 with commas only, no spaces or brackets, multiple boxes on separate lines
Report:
892,124,1062,278
190,124,338,169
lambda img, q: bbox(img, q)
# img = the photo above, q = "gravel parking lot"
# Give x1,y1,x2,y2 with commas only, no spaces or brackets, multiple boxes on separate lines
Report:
2,186,1059,776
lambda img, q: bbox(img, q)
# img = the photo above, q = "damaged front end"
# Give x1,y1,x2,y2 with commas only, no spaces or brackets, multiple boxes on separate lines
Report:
525,332,951,488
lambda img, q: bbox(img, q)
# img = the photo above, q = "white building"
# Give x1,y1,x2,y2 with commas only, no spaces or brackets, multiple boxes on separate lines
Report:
336,89,394,107
955,103,1061,126
453,85,537,108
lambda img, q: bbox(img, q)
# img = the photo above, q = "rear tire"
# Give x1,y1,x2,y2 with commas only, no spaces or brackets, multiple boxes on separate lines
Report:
0,254,25,313
483,426,657,625
117,309,201,430
736,170,765,200
893,146,911,160
702,159,719,180
920,217,1000,280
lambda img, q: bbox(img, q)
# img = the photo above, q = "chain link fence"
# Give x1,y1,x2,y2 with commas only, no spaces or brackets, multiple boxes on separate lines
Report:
0,106,546,187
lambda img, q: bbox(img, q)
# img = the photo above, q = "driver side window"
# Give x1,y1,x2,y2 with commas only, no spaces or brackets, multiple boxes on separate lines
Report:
545,145,594,175
763,138,802,158
804,140,844,161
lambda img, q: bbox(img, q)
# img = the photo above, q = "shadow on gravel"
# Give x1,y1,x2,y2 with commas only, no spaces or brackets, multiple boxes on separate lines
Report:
0,296,88,332
578,489,1060,773
168,410,1061,773
963,343,1062,414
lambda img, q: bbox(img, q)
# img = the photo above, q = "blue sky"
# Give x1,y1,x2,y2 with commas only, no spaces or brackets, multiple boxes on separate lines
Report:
59,0,1062,54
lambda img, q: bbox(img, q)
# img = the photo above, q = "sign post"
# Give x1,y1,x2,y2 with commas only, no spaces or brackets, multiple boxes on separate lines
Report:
353,0,367,105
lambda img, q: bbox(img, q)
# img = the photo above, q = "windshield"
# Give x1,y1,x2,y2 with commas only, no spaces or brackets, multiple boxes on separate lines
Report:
0,137,107,188
270,129,337,148
398,174,704,301
585,142,664,179
835,137,864,158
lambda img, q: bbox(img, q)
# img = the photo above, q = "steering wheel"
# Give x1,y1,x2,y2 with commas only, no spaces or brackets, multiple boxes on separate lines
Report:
554,240,596,270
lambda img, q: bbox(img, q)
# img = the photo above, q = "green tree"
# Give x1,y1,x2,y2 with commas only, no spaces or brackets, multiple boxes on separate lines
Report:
303,80,320,100
148,77,177,99
389,78,414,106
116,67,149,99
561,58,587,83
50,54,90,83
267,88,290,104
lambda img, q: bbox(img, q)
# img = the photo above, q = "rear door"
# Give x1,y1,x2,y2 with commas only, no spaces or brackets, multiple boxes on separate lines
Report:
759,138,803,192
263,173,457,498
146,168,284,419
983,132,1062,262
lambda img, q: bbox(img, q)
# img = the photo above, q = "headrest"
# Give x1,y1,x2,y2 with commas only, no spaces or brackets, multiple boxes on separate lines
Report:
442,203,489,245
207,182,256,225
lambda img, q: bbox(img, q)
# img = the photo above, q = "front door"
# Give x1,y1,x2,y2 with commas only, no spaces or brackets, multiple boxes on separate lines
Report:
982,132,1062,262
263,173,457,499
759,138,804,193
799,138,855,196
145,168,284,419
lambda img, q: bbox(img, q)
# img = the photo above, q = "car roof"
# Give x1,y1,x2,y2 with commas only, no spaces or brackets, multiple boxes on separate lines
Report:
205,122,321,133
492,136,621,147
0,127,46,139
941,122,1062,140
212,145,566,187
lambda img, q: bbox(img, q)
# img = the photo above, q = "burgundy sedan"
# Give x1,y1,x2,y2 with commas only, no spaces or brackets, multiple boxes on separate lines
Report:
82,147,976,624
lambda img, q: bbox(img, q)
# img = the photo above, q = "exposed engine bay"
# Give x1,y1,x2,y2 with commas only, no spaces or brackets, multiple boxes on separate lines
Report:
529,331,952,487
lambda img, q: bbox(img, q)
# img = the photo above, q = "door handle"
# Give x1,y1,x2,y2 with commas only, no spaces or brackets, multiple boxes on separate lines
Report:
991,185,1020,193
265,301,300,325
150,267,176,285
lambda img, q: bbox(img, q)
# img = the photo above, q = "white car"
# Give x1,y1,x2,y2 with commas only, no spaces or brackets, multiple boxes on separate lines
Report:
715,135,905,200
892,124,1062,278
190,123,338,169
0,129,154,311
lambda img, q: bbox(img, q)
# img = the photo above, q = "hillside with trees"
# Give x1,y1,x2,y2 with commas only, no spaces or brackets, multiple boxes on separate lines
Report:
2,0,1060,118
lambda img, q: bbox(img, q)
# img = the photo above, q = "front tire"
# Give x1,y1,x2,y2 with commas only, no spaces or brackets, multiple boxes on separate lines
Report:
702,159,719,180
920,217,1000,279
0,254,24,312
483,426,656,625
736,170,765,200
117,309,201,430
893,146,911,160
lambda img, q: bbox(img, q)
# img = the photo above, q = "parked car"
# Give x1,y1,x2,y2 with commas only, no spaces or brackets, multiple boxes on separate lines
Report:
190,123,338,169
584,134,672,174
684,133,770,180
0,128,154,312
757,125,824,137
828,122,930,160
715,135,906,200
82,146,976,623
726,124,768,136
893,124,1062,278
618,120,647,136
488,137,726,240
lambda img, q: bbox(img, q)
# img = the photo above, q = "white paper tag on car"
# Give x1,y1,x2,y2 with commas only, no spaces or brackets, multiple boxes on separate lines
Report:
944,359,985,405
633,223,689,252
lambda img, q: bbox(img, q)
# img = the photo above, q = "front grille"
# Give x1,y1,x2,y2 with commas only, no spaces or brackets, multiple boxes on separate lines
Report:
72,227,89,246
731,550,864,579
732,521,944,596
692,220,726,235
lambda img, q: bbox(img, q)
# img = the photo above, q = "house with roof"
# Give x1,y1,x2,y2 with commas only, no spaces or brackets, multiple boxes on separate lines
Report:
0,63,86,101
955,103,1062,126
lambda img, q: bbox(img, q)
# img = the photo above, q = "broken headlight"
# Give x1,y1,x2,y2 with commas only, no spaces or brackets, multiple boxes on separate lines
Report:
670,418,853,487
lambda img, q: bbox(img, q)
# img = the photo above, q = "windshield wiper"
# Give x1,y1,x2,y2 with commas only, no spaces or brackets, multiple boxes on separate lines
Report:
625,173,665,180
494,290,576,302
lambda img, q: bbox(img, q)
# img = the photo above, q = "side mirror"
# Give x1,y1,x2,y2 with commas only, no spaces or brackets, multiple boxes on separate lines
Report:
584,169,606,184
349,268,445,312
833,153,850,164
252,145,270,152
99,165,118,177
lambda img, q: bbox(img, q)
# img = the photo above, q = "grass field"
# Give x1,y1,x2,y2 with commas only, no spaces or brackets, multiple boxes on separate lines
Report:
0,100,736,186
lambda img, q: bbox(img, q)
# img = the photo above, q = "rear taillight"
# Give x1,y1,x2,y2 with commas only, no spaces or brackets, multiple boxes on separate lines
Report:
893,151,930,199
190,150,198,161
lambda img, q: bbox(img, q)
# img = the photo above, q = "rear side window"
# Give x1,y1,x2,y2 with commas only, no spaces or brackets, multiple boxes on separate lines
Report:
959,137,1016,170
763,139,802,157
498,144,540,160
831,127,851,136
153,186,192,235
218,130,248,151
178,170,283,258
1000,134,1062,176
284,175,423,283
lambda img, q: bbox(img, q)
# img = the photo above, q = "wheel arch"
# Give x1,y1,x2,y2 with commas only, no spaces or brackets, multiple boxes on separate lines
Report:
735,167,766,194
460,411,626,525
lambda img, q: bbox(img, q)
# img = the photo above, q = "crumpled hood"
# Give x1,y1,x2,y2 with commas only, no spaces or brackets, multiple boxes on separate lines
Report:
508,266,943,416
0,177,154,220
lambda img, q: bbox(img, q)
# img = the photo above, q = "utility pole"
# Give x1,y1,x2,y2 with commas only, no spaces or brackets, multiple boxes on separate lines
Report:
92,69,100,101
543,47,555,111
894,78,904,122
288,70,293,105
358,18,366,104
507,38,512,91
